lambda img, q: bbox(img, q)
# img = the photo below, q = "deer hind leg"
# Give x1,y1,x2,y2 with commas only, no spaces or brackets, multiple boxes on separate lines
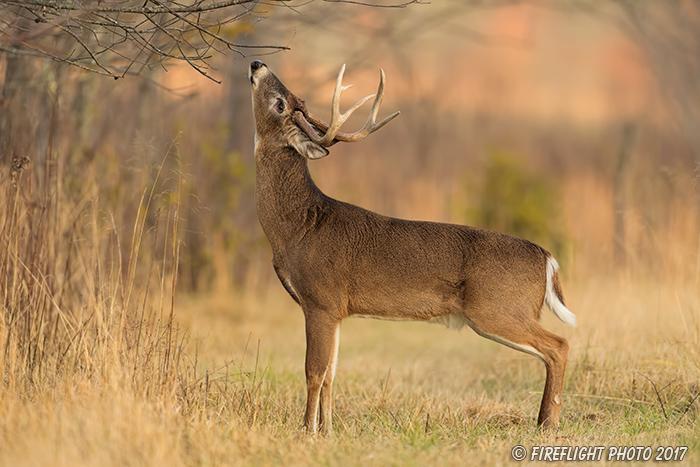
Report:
302,312,339,434
467,316,569,429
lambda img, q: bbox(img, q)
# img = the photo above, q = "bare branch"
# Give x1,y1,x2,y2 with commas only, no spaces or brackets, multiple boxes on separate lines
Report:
0,0,424,80
322,0,426,7
0,0,292,79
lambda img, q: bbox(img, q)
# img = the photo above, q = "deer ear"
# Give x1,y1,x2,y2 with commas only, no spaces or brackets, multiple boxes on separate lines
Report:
286,125,329,160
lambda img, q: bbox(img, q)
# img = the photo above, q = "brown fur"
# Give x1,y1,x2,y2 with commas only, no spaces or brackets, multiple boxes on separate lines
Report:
249,62,570,433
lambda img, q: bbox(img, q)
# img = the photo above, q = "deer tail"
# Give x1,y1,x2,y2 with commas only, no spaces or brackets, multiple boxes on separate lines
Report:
543,255,576,327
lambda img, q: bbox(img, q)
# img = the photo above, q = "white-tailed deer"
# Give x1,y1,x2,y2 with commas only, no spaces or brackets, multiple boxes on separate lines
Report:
248,60,576,434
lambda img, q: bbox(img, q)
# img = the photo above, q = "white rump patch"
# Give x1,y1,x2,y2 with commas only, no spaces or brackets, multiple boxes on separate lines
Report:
544,256,577,326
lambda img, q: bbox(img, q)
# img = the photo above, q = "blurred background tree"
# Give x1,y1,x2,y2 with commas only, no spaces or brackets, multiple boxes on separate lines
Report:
1,0,699,293
471,151,564,257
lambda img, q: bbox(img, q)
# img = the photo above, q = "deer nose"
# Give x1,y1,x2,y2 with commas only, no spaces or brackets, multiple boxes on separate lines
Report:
250,60,265,72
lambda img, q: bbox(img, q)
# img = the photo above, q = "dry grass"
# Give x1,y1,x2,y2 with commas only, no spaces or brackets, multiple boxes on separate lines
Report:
2,279,698,465
1,154,698,467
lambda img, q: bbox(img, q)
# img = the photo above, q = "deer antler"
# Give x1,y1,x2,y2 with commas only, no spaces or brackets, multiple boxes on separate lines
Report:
294,65,400,147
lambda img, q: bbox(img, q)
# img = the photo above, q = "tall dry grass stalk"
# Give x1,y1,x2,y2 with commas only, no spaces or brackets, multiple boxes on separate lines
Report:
0,144,279,466
0,145,198,410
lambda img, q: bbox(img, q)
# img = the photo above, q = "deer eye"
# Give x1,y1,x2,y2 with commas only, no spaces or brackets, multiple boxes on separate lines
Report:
275,98,285,114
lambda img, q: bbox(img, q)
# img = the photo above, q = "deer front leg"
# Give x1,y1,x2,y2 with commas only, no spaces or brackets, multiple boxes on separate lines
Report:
319,323,340,434
302,311,339,434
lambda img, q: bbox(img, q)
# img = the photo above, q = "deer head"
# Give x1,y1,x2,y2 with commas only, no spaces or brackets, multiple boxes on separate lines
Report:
249,60,400,160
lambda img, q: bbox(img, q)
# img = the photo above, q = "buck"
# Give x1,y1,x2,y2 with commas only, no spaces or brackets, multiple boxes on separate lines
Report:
248,60,576,434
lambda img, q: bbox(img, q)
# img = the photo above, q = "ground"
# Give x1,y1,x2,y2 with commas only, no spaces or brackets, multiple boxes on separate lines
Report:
1,275,697,466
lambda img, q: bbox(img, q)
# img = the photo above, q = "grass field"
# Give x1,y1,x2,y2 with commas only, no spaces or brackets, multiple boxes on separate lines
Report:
3,3,700,464
2,269,698,466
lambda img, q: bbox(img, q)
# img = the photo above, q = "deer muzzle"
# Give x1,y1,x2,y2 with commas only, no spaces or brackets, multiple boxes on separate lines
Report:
249,60,267,85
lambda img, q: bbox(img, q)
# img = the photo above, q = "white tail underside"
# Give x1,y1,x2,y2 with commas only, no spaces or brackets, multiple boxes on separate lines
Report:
544,256,577,327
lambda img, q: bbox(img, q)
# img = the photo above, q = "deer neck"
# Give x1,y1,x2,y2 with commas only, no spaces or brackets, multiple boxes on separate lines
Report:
255,144,326,255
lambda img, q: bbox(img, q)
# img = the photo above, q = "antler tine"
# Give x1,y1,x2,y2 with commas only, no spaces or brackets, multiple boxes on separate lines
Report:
370,68,386,123
294,65,400,147
366,109,401,134
318,64,376,145
321,64,346,145
344,94,376,120
333,68,400,142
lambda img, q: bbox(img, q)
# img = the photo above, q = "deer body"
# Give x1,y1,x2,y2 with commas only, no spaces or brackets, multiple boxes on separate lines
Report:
249,61,574,434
